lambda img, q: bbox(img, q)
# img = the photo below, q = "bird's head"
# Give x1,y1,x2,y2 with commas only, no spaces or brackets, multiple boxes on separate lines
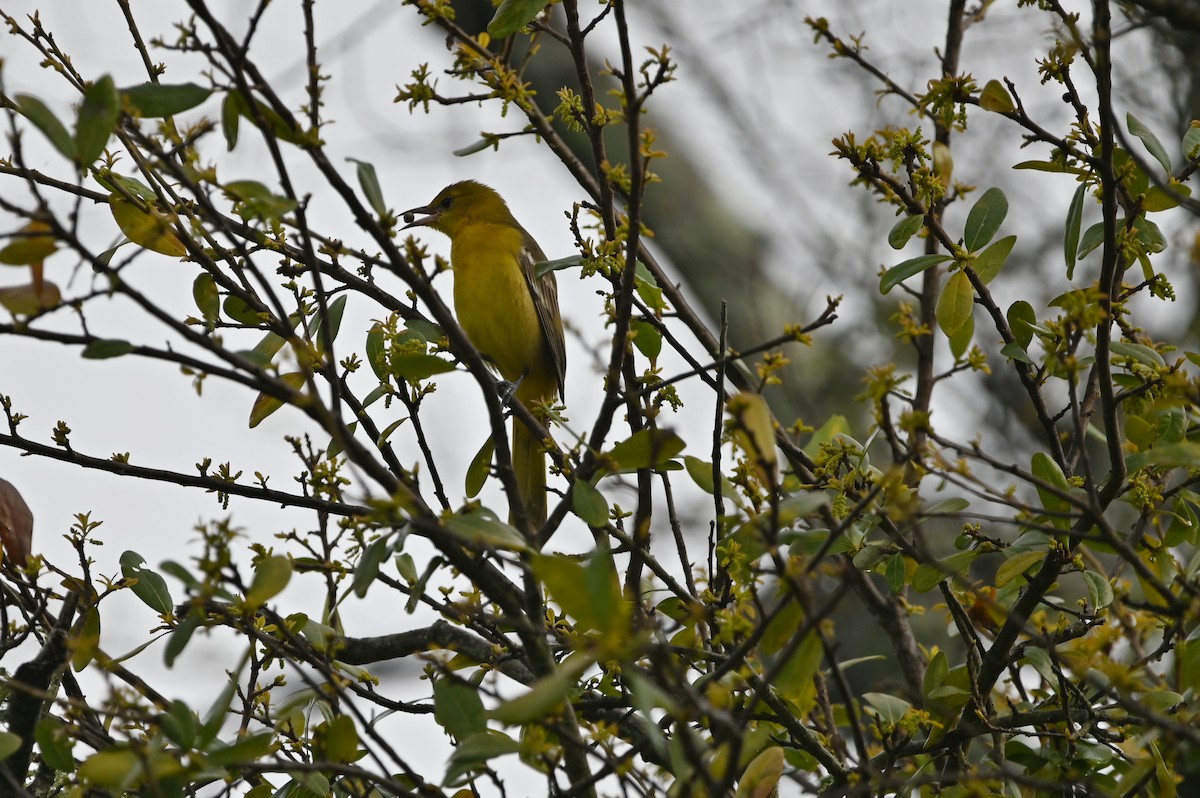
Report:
401,180,515,237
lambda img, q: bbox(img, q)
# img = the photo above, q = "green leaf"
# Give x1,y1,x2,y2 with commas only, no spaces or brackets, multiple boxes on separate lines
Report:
1032,451,1072,529
885,553,907,594
36,716,75,771
1110,341,1165,367
193,273,220,328
606,429,685,472
803,414,849,458
1133,216,1166,253
996,549,1045,587
327,420,359,460
1183,120,1200,161
223,294,263,325
1128,442,1200,469
206,732,274,766
487,0,550,38
453,138,495,158
634,262,667,311
888,214,924,249
773,629,822,709
320,715,358,763
119,551,174,613
926,497,970,515
353,536,390,599
390,353,456,381
963,187,1008,251
0,732,20,762
972,234,1016,284
221,92,240,151
229,92,302,145
1064,182,1087,279
200,674,239,746
1006,300,1036,348
1127,113,1172,174
630,319,663,360
1082,570,1114,610
76,74,120,167
935,270,973,336
978,79,1015,113
489,653,592,726
1142,182,1190,212
1076,221,1105,260
15,94,76,160
911,550,980,593
444,508,528,551
947,310,974,360
444,730,522,785
248,372,306,428
880,254,951,294
245,555,292,607
310,294,347,350
122,82,212,117
533,547,622,634
79,748,142,789
465,436,494,498
945,312,974,360
863,692,912,725
434,679,487,741
224,180,298,224
534,254,585,278
71,606,101,671
1013,159,1079,173
572,480,609,527
164,608,201,667
1000,341,1033,364
347,158,387,217
82,339,136,359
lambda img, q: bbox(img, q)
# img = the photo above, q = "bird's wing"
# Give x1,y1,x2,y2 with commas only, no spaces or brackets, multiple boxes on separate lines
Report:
518,229,566,400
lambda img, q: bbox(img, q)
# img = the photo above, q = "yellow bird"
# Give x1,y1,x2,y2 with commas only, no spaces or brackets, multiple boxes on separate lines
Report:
403,181,565,528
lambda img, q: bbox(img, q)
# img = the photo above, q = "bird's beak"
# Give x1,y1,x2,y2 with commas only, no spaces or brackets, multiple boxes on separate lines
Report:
401,204,438,230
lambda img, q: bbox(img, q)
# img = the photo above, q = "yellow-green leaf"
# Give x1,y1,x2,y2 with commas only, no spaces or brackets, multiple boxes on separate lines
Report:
979,79,1015,113
935,270,973,336
79,748,142,789
245,555,292,607
487,0,550,38
736,746,785,798
606,429,685,472
0,220,57,265
71,606,101,671
996,549,1045,587
727,392,777,486
0,281,61,316
109,195,187,257
973,234,1016,284
248,372,306,428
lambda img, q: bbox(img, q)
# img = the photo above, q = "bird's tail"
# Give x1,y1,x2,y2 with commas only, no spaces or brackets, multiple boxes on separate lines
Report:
511,418,547,529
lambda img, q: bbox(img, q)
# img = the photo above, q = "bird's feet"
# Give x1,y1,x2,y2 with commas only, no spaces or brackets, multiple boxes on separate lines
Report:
497,376,524,411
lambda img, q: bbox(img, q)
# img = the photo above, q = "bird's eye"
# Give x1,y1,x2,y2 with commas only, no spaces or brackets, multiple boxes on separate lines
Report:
440,196,454,209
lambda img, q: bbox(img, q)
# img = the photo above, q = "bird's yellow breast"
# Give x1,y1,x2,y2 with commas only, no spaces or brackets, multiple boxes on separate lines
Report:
450,223,549,391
